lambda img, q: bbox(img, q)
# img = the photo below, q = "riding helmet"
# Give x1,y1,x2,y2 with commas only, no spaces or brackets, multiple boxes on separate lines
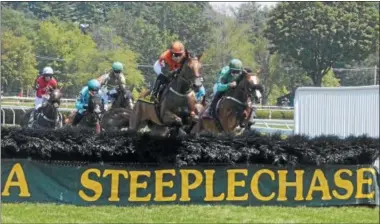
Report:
88,79,100,91
112,62,123,72
229,59,243,72
42,66,54,76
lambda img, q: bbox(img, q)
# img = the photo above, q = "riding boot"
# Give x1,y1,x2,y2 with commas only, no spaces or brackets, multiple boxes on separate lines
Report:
27,110,36,128
205,92,223,119
151,78,162,101
72,112,84,126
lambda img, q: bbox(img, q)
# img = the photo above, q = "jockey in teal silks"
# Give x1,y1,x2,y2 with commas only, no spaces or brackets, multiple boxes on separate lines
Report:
72,79,103,126
204,58,244,118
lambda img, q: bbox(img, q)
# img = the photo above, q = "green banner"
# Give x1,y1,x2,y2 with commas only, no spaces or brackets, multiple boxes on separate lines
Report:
1,159,379,206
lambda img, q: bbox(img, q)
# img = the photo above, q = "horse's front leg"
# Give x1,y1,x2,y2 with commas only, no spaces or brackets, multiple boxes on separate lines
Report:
129,102,144,131
187,92,197,118
161,109,183,127
56,113,64,128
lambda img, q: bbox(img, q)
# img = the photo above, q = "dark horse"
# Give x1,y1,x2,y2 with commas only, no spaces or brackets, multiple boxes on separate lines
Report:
129,51,203,137
21,88,64,129
101,85,134,132
191,69,264,135
66,93,105,134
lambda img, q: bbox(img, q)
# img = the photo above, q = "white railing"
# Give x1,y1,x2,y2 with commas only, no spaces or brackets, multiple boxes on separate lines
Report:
0,105,295,128
2,96,76,108
253,119,294,130
0,105,73,125
2,96,294,109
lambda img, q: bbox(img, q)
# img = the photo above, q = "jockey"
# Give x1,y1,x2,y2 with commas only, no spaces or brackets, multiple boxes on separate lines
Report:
28,66,58,127
205,58,244,119
97,62,129,111
151,40,186,101
72,79,102,126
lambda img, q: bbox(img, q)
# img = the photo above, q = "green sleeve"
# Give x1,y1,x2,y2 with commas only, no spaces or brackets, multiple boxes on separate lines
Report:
216,66,230,92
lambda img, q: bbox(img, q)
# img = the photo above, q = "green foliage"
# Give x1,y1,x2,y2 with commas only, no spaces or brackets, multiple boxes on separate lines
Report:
34,20,97,88
202,18,255,90
256,110,294,119
322,69,340,87
267,84,289,105
2,1,378,102
1,30,38,91
0,7,39,41
264,2,379,86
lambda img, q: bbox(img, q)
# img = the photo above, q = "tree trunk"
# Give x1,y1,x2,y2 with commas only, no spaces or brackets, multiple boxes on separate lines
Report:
311,72,323,86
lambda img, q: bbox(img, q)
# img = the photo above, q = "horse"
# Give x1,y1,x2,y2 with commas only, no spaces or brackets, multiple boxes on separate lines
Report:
191,70,263,135
101,85,134,132
65,93,105,134
21,88,65,129
129,51,203,137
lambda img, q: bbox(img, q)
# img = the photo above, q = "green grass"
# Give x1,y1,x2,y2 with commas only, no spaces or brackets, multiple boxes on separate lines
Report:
1,203,378,223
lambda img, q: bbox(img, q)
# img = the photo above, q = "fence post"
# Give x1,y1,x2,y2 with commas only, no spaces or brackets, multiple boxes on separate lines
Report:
375,65,377,85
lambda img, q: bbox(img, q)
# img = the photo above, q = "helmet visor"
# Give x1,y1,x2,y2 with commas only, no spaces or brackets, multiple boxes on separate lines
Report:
231,69,241,75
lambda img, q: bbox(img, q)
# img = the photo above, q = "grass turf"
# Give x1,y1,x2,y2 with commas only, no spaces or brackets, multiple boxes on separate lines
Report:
1,203,379,223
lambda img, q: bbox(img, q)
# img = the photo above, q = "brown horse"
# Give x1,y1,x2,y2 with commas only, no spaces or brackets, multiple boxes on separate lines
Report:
129,51,203,136
191,71,263,135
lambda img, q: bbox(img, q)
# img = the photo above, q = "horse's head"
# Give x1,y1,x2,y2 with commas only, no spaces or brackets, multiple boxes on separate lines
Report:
88,93,104,120
236,68,264,101
48,88,63,108
177,50,203,87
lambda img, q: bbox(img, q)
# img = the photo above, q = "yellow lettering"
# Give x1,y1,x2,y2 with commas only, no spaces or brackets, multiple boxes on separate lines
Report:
355,168,376,199
226,169,248,201
103,169,128,202
1,163,31,197
251,169,275,201
78,169,102,202
129,171,151,202
278,170,304,201
179,170,203,201
306,169,332,200
204,170,225,201
154,169,177,201
332,169,353,200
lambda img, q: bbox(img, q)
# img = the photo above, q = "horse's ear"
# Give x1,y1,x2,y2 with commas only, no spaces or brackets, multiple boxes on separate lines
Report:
256,68,264,76
185,49,190,57
197,53,203,60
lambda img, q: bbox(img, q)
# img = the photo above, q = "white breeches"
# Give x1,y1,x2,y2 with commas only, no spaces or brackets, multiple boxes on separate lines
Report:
34,96,49,110
100,87,117,111
153,60,163,76
213,84,217,95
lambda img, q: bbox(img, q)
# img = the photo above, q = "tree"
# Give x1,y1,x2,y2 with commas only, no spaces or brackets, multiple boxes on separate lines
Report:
234,2,269,43
0,7,39,41
1,30,38,94
322,70,340,87
264,2,379,86
202,18,256,90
